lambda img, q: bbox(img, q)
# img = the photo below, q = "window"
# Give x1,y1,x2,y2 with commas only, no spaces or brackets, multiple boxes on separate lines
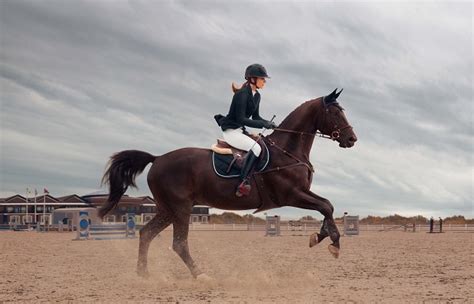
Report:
192,207,209,215
7,207,14,213
144,215,153,223
23,215,33,224
104,215,115,223
40,215,50,225
10,215,20,224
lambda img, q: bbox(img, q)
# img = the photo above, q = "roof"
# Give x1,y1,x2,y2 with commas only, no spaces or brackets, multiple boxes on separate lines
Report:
0,202,89,206
82,189,109,197
30,194,60,203
3,194,27,203
56,194,88,203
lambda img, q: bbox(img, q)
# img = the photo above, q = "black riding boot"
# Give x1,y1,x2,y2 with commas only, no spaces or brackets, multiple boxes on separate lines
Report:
236,151,258,197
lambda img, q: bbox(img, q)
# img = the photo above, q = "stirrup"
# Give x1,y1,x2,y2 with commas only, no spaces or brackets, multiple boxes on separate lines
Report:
235,180,251,197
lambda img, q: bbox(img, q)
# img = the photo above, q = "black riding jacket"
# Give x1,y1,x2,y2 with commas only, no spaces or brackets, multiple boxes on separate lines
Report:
215,84,268,131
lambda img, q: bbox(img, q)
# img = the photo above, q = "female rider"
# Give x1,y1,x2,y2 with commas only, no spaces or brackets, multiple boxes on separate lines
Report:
215,64,277,197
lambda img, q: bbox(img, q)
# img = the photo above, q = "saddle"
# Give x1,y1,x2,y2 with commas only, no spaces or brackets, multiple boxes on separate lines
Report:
210,136,270,178
211,133,261,163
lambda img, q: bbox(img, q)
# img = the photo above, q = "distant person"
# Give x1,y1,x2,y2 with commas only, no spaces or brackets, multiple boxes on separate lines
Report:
214,64,277,197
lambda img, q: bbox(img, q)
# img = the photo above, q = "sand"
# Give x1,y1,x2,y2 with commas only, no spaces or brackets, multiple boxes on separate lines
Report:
0,230,472,303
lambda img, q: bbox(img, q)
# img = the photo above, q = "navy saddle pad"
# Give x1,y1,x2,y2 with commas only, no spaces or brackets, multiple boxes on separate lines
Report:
212,142,270,178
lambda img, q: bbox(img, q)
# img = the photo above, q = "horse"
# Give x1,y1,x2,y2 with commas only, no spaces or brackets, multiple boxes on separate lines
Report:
100,88,357,279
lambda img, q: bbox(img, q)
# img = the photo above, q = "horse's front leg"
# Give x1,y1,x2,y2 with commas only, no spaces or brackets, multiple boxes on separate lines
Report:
289,190,340,258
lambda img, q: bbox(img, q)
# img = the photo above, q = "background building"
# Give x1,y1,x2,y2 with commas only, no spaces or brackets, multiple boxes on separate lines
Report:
0,193,209,225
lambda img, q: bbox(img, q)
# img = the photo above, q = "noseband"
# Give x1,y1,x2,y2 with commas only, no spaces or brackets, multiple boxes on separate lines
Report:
325,124,354,140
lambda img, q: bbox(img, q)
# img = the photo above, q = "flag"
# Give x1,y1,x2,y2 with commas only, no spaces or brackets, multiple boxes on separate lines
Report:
35,189,38,196
43,188,49,194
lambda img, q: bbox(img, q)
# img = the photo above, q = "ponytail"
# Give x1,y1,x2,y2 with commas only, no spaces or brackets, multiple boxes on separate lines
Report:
231,81,247,93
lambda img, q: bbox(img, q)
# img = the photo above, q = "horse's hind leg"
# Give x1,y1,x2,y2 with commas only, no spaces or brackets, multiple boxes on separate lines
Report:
172,214,204,278
137,205,173,277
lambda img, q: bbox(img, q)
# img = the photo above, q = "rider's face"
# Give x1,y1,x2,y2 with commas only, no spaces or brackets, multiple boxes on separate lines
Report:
255,77,266,89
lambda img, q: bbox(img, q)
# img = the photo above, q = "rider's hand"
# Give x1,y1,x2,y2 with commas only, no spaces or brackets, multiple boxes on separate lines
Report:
263,121,277,129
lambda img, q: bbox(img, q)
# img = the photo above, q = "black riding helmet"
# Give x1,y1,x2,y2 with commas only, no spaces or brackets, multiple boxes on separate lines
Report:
244,64,270,80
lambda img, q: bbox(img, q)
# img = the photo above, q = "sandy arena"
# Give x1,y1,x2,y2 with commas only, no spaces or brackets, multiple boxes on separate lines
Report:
0,230,472,303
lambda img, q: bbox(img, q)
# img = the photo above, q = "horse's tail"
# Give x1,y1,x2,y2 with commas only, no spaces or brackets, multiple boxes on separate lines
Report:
99,150,156,218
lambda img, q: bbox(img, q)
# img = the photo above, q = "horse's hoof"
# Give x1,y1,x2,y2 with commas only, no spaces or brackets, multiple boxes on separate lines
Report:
196,273,214,282
328,244,339,258
309,233,319,248
137,269,150,278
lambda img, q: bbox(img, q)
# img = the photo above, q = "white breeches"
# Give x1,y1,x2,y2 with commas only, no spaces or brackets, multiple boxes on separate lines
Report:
222,128,261,157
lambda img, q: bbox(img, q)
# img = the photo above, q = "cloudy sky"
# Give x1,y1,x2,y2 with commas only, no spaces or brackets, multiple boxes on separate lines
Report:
0,1,472,219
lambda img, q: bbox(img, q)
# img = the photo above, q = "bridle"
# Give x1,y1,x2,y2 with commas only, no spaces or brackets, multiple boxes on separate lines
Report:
272,127,353,141
272,99,353,140
273,118,353,141
256,102,353,175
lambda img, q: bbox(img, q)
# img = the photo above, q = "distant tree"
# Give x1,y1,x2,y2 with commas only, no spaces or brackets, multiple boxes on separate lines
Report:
209,212,472,225
360,214,428,225
243,214,266,224
210,212,265,224
443,215,473,224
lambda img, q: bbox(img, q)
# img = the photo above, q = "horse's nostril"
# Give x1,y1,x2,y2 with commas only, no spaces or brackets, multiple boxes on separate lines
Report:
350,136,357,143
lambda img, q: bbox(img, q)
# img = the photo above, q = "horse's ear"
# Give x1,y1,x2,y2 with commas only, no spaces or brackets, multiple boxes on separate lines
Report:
325,88,343,103
325,88,338,105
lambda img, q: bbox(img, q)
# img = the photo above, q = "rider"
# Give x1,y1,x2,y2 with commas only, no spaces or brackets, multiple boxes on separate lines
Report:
214,64,277,197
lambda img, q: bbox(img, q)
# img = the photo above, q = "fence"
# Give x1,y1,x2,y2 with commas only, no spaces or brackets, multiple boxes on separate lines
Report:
360,224,474,233
1,222,473,233
183,223,474,233
76,212,136,240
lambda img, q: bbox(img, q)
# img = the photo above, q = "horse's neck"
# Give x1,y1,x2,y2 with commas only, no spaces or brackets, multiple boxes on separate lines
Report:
268,98,323,159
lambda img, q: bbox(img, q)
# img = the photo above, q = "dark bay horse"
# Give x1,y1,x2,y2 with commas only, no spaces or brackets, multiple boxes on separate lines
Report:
100,88,357,279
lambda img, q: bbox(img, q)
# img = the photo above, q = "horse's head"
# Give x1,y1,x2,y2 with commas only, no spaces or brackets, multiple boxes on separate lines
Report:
319,89,357,148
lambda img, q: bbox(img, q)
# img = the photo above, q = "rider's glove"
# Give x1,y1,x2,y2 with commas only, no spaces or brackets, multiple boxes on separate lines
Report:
263,121,277,129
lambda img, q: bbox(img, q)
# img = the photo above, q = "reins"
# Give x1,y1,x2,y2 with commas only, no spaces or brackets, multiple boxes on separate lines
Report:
273,128,315,137
260,136,315,173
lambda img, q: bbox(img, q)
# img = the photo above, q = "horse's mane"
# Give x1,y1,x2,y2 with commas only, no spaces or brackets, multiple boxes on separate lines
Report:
278,97,322,128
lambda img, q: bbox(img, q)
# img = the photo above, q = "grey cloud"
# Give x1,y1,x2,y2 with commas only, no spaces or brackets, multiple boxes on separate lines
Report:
1,1,471,218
